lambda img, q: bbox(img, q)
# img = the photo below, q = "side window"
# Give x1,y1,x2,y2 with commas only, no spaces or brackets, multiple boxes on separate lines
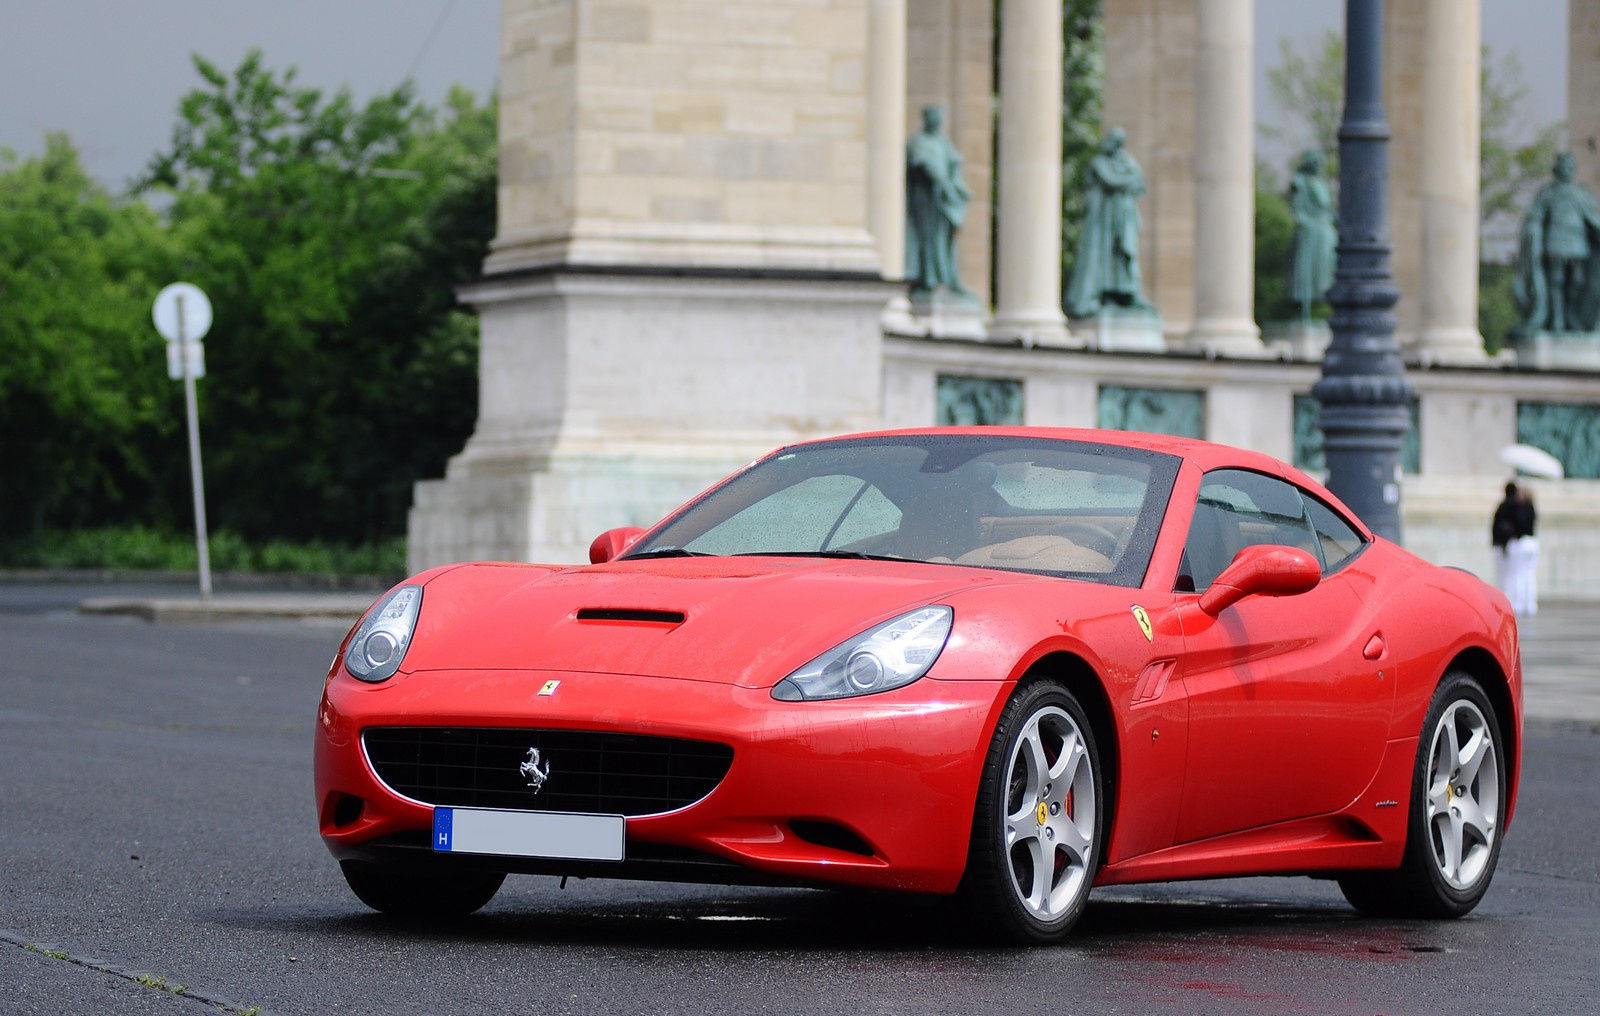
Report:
1304,495,1368,572
1177,470,1319,592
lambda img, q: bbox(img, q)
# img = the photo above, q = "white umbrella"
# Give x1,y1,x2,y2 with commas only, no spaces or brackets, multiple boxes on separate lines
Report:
1500,443,1564,479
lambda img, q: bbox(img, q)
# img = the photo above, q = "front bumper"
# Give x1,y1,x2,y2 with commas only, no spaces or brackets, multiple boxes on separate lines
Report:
315,666,1005,894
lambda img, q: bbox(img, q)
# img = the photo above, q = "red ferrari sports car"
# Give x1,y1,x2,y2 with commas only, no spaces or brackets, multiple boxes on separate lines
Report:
315,428,1521,944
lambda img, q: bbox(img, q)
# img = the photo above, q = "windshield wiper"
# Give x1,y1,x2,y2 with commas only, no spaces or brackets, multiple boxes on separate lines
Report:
734,550,911,563
623,547,716,559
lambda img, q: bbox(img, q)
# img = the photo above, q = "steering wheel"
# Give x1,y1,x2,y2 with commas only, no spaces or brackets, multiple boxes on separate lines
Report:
1052,521,1120,558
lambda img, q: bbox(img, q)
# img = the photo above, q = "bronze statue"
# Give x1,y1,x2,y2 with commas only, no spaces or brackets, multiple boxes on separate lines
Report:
1514,151,1600,335
905,106,973,299
1065,128,1152,317
1287,149,1337,320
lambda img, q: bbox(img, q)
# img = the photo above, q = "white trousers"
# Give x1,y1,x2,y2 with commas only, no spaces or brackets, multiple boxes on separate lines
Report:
1505,535,1540,616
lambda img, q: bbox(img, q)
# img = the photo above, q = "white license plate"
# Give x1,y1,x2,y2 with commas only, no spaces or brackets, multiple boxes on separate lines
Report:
431,807,624,861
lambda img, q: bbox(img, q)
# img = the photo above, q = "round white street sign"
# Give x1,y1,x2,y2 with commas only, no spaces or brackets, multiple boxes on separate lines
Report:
152,282,213,343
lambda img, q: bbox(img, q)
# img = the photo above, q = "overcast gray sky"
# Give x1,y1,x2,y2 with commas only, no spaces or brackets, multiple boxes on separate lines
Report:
1,0,500,188
0,1,1567,191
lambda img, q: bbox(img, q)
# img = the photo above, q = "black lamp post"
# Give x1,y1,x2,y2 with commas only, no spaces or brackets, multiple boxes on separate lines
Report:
1312,0,1414,545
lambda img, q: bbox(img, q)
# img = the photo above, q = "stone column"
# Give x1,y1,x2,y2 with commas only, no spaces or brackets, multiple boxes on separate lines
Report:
1185,0,1260,354
867,0,906,280
992,0,1071,345
1571,0,1600,195
1383,0,1422,344
1413,0,1484,362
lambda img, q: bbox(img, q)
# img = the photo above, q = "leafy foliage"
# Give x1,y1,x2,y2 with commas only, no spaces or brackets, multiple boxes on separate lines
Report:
1478,261,1517,355
0,524,404,576
1479,49,1563,262
137,52,495,543
2,52,494,558
1253,183,1298,326
1259,31,1345,182
1060,0,1105,295
0,136,184,534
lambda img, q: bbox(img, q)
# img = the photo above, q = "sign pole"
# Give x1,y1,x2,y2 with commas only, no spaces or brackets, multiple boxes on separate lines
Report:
177,296,213,601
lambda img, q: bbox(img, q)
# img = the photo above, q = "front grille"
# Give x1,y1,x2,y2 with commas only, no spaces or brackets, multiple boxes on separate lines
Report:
362,727,734,816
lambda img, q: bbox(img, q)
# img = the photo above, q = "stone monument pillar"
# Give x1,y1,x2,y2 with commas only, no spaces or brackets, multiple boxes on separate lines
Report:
868,0,907,281
1385,0,1484,361
409,0,894,569
1571,0,1600,196
992,0,1072,346
1415,0,1484,362
1185,0,1261,355
1383,0,1423,346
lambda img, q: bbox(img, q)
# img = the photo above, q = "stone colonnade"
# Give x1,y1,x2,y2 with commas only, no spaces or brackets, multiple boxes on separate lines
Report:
897,0,1485,361
1098,0,1486,361
891,0,1267,351
897,0,1600,363
955,0,1593,362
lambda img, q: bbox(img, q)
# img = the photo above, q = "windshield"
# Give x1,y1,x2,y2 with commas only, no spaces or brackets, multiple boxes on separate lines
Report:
627,434,1180,587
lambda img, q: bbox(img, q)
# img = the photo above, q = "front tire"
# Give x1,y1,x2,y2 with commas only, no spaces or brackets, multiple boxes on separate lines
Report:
959,680,1103,944
1339,671,1506,918
340,860,505,918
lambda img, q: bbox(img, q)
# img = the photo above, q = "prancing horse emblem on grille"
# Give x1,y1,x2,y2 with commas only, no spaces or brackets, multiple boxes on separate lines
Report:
519,748,552,793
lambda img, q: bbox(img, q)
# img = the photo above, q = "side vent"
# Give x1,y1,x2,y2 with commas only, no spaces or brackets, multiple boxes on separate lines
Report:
576,607,687,625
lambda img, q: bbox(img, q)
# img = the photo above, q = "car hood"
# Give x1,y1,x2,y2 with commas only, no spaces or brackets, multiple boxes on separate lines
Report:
401,557,1013,688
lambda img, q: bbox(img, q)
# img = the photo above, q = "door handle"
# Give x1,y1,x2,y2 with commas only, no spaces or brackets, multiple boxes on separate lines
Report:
1362,633,1385,660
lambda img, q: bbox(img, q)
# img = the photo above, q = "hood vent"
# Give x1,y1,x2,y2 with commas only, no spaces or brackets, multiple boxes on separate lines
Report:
575,607,687,625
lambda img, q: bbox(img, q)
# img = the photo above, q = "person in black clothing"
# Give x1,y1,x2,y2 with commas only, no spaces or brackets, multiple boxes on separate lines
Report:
1491,482,1520,593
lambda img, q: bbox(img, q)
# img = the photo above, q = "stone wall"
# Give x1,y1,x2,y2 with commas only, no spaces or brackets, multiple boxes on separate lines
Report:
491,0,881,274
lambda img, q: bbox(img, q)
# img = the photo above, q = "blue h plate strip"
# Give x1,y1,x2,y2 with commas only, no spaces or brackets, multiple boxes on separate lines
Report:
432,807,454,852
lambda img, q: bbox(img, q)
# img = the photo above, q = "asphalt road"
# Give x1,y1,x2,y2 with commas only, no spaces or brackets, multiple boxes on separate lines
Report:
2,587,1597,1015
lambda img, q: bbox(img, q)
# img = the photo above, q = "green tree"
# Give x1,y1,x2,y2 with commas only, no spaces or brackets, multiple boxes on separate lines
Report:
0,136,183,535
138,52,495,543
1259,30,1344,183
1254,182,1296,326
1479,49,1564,257
1059,0,1105,296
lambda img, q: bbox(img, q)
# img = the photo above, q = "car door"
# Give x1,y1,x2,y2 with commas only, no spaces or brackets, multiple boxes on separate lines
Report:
1173,469,1394,844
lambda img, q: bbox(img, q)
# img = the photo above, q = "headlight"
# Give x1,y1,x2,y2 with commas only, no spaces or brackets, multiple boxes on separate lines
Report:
771,606,952,701
343,585,423,683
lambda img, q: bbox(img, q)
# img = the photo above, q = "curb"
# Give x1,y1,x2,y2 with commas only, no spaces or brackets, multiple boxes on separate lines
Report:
0,568,397,591
78,594,374,624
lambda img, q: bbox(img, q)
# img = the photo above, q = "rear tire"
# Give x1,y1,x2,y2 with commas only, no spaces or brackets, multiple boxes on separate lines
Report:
340,860,505,918
958,680,1103,944
1338,671,1506,918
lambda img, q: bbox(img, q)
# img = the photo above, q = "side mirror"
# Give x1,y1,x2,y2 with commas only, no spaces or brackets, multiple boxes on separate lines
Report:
589,526,646,565
1198,544,1321,616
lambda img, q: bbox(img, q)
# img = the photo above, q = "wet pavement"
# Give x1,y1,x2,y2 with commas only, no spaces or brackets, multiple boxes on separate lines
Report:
1514,603,1600,723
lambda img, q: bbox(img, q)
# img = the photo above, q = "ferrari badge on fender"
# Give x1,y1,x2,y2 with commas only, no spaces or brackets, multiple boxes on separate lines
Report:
1132,605,1154,642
